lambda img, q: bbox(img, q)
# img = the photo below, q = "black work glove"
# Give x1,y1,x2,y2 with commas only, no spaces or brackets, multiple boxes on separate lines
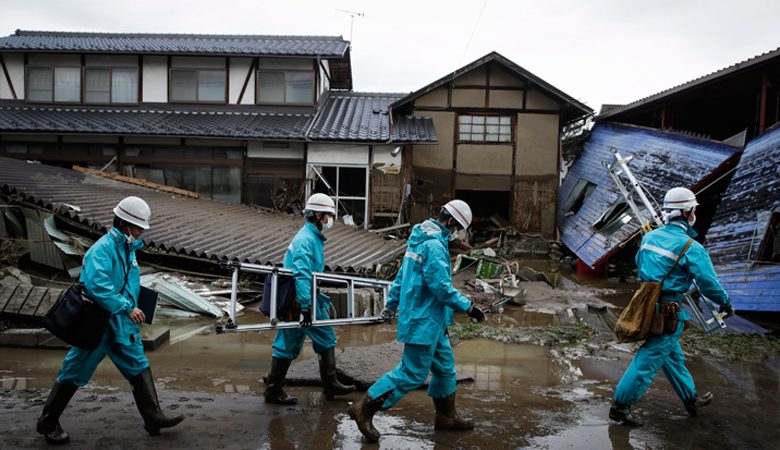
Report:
300,309,312,327
468,305,485,323
718,303,735,318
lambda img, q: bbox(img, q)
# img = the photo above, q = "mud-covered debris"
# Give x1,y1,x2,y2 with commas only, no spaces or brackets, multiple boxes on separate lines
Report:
681,329,780,362
449,322,594,346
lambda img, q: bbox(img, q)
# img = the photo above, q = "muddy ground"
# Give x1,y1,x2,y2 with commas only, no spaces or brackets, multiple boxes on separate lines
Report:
2,273,779,449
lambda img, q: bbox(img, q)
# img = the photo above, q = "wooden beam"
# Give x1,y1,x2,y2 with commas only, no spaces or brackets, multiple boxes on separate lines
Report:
759,72,768,135
0,55,18,100
72,165,200,198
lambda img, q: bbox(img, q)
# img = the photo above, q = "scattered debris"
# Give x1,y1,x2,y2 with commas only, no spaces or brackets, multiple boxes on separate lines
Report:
140,273,226,318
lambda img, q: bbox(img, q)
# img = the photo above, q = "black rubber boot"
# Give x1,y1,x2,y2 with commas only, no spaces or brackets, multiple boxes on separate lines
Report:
264,357,298,405
319,348,356,400
130,368,185,436
433,392,474,430
36,381,78,445
347,391,390,443
609,402,644,426
684,391,713,417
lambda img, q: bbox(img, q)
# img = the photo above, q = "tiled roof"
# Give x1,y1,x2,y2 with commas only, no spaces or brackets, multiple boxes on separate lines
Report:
707,124,780,312
0,30,350,58
0,104,312,139
0,100,437,143
558,122,740,268
392,51,593,123
0,157,404,274
308,92,437,143
596,47,780,120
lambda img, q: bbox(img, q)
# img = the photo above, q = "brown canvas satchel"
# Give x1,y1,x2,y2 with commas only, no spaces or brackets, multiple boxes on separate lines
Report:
614,238,694,343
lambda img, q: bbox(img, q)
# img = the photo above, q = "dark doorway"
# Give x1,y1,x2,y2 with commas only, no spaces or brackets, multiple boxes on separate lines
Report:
454,190,511,221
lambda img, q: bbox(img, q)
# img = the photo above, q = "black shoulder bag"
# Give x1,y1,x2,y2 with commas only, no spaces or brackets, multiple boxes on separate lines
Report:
42,245,131,350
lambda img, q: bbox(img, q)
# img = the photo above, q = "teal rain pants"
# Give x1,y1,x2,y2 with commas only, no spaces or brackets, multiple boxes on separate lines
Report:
367,329,457,409
614,320,697,405
271,297,336,360
57,335,149,387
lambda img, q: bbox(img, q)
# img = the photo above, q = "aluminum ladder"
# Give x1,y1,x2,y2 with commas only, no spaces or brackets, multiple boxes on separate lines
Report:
215,260,391,333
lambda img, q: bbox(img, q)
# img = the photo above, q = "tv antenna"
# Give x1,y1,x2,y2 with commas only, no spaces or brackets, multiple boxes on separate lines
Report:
336,8,364,43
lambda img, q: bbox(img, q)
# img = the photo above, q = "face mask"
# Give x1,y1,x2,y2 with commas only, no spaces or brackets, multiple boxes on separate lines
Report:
322,216,334,230
688,214,696,227
125,232,136,244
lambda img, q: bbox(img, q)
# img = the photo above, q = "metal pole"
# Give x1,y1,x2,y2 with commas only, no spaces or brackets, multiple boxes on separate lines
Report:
610,147,664,228
229,267,239,323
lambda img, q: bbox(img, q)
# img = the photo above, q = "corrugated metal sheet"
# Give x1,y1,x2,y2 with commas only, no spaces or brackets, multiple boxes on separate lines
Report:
558,122,740,268
308,92,437,143
0,30,350,58
0,157,404,274
707,124,780,311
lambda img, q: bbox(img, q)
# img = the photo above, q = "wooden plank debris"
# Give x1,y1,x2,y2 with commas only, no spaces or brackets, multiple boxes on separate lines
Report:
72,165,200,199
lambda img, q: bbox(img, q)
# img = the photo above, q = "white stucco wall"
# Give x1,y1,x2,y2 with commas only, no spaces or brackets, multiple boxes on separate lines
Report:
0,54,24,99
307,143,369,165
229,57,254,105
247,141,305,159
142,56,167,103
371,144,402,166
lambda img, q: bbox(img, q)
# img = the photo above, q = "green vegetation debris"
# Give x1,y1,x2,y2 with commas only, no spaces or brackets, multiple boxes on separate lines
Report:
450,322,594,346
681,329,780,362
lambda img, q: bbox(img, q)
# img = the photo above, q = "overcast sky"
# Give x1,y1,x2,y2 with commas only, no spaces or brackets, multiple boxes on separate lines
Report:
3,0,780,111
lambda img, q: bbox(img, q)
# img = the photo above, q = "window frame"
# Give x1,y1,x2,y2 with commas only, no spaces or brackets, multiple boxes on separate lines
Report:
168,68,227,104
457,113,513,144
84,67,140,105
563,179,597,216
256,69,316,106
305,162,369,229
26,65,83,104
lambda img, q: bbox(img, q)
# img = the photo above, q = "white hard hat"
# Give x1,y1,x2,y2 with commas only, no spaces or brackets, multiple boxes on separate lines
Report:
663,187,699,210
304,193,336,214
113,196,151,230
443,199,473,230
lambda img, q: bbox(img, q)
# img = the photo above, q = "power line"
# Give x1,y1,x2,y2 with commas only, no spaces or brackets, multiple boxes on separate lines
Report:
460,0,488,66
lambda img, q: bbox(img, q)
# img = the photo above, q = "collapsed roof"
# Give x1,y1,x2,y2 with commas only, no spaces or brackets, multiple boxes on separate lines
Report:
0,157,404,274
558,122,740,268
707,123,780,311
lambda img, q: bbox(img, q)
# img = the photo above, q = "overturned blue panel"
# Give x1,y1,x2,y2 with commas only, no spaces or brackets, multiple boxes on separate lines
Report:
708,124,780,311
559,122,739,268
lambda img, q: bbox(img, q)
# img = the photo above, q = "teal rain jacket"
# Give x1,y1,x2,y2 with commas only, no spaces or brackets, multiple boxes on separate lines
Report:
284,221,326,310
386,219,472,345
636,220,730,321
79,227,144,345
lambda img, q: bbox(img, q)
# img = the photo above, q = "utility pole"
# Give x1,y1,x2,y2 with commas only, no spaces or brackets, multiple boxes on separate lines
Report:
336,8,364,43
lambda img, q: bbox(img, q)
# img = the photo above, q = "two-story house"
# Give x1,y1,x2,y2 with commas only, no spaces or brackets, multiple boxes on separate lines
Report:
0,30,436,228
390,52,592,236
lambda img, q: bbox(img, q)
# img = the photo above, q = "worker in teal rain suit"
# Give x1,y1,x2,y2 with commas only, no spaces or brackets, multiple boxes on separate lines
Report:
263,193,356,404
348,199,486,443
610,187,734,426
36,196,183,445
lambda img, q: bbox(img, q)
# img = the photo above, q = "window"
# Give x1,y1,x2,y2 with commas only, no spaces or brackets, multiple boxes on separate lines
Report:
170,69,226,103
27,67,81,103
757,211,780,263
257,71,314,104
563,179,597,216
307,164,369,228
458,114,512,143
85,68,138,104
592,201,633,236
